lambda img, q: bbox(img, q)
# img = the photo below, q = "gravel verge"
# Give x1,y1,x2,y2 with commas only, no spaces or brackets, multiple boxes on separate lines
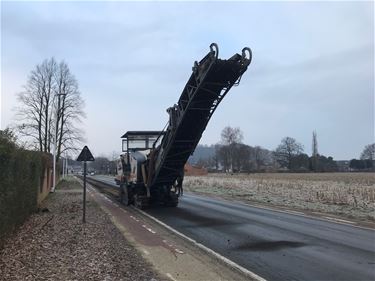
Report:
0,177,166,281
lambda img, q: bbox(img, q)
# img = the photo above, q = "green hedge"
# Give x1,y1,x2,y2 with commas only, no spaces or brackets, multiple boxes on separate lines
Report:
0,131,44,246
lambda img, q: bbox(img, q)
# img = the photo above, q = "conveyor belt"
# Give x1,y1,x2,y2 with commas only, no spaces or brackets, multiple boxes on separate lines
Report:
149,44,252,188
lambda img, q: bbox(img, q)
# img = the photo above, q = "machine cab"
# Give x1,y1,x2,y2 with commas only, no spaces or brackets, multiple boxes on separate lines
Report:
116,131,164,185
121,131,164,153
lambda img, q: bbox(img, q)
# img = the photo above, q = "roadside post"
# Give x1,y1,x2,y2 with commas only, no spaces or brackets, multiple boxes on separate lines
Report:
76,146,95,223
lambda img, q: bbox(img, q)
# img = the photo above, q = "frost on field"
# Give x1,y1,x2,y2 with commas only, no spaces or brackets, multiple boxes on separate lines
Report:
184,173,375,221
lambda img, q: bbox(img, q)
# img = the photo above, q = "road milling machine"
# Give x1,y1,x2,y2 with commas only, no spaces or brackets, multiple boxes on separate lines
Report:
115,43,252,208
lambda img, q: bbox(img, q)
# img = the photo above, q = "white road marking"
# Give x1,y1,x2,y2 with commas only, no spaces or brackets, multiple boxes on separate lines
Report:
135,208,267,281
142,224,156,234
103,196,112,203
130,215,140,222
324,217,356,224
288,211,304,215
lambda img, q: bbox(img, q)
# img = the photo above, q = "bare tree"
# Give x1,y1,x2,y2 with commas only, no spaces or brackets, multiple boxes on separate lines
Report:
275,137,304,169
216,144,230,172
220,126,243,172
360,143,375,160
220,126,243,145
312,131,318,156
253,145,270,170
54,61,85,159
16,59,56,152
311,130,319,171
212,144,221,171
14,58,85,161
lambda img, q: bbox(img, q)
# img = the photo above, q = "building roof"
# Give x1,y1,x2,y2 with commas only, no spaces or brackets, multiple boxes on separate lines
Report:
121,131,164,139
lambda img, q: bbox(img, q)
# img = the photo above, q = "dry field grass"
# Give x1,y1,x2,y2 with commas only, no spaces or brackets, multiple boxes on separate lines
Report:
183,173,375,221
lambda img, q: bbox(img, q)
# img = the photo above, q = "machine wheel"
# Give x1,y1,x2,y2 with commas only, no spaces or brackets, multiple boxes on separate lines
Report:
134,195,149,210
119,184,130,206
165,192,178,207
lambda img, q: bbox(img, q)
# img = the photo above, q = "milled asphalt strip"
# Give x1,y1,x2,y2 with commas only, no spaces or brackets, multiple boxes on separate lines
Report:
134,207,267,281
185,193,374,230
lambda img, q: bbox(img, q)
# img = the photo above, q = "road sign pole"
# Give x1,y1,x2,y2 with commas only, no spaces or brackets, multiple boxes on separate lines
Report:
76,145,94,224
83,161,87,223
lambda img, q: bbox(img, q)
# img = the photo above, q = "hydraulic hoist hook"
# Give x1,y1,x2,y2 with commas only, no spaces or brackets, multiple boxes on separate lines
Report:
242,47,252,64
210,43,219,59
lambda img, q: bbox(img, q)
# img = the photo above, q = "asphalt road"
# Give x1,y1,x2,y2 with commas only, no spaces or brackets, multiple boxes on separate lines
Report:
91,175,375,281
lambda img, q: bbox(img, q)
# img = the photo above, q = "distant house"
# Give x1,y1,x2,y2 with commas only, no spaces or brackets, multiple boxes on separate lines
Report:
184,163,208,176
70,165,82,174
336,160,350,172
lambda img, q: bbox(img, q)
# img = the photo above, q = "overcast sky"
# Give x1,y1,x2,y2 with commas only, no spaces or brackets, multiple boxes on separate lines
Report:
1,1,374,160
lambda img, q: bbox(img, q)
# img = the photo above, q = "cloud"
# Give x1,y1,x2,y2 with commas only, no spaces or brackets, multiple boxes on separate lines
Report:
1,1,373,159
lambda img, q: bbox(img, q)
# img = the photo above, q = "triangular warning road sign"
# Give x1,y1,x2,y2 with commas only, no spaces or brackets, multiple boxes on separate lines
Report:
76,146,95,162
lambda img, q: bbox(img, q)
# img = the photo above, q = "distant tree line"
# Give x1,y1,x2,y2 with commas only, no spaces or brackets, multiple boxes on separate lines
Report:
190,126,374,173
274,136,337,172
349,143,374,171
349,159,373,170
69,127,373,175
87,156,117,175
